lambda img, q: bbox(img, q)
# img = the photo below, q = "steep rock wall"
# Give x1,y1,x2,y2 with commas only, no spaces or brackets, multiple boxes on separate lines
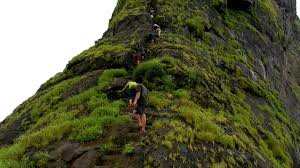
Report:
0,0,300,167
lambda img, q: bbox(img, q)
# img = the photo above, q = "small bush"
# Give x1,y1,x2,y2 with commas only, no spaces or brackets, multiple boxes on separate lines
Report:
135,57,198,90
134,59,176,90
186,16,211,38
99,69,127,90
134,59,166,80
122,143,134,154
101,137,114,153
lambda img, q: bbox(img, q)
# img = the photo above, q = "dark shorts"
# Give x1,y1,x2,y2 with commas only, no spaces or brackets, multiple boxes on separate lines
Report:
136,100,147,115
128,88,136,99
136,103,146,115
147,33,155,41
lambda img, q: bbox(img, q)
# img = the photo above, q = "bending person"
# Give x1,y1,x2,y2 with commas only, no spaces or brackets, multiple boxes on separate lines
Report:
120,81,137,106
132,78,148,133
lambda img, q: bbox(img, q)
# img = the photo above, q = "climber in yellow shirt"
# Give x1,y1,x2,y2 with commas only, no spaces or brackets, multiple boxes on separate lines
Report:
119,81,137,106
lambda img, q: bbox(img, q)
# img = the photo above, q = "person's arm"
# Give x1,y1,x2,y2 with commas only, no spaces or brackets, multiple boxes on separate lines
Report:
120,83,129,92
132,91,141,106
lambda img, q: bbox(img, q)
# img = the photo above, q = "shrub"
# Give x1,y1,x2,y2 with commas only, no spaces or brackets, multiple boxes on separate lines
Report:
101,136,114,153
98,69,127,90
134,57,198,90
134,59,174,90
122,143,134,154
186,16,211,38
134,59,166,80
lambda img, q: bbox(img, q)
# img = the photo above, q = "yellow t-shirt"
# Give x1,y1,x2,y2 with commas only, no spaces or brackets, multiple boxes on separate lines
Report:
128,82,137,89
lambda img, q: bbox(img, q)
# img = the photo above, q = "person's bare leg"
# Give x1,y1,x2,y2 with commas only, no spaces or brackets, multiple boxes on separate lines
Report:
136,114,142,127
141,114,146,132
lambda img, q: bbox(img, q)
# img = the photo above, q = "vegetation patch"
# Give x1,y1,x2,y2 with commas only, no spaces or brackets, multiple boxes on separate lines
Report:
122,143,134,154
186,16,211,38
109,0,146,29
69,41,129,66
0,69,130,166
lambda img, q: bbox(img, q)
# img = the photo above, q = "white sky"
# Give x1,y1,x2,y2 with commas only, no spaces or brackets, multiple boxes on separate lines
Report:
297,1,300,18
0,0,117,122
0,1,299,122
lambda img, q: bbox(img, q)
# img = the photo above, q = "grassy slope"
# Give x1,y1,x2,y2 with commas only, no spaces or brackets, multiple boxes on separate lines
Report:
0,0,299,167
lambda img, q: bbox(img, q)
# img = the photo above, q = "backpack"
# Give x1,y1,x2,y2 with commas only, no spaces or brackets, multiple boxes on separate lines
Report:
141,85,149,105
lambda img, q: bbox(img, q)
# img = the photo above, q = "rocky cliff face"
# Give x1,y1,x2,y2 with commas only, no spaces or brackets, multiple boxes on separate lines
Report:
1,0,300,167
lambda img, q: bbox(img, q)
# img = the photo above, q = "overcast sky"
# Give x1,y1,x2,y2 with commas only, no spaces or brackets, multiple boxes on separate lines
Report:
0,1,117,122
0,1,299,122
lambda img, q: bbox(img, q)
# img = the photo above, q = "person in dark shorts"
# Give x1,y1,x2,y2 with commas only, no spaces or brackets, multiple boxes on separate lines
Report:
134,44,147,65
132,78,148,133
135,49,142,65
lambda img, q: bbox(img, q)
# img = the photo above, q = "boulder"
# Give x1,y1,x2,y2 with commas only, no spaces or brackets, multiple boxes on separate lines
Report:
71,150,100,168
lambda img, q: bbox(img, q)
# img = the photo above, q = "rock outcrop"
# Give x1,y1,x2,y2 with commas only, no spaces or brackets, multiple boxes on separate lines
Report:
0,0,299,167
